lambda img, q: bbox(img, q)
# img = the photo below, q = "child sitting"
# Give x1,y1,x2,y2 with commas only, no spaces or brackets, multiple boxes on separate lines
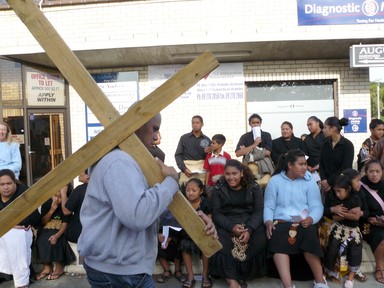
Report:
156,225,185,284
324,173,363,288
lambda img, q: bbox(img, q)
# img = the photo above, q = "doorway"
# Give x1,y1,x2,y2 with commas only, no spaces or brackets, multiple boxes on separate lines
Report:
27,111,67,184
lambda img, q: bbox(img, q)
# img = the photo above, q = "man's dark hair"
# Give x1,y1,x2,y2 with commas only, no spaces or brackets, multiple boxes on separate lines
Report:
192,115,203,124
248,113,262,124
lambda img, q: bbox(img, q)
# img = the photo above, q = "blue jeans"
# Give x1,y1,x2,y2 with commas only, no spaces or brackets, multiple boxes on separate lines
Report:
84,262,155,288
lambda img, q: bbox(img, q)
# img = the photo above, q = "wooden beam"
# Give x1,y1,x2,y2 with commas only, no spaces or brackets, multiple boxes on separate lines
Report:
5,0,222,256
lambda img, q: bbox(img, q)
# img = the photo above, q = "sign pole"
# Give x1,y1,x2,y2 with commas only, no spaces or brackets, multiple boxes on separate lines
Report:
378,81,381,119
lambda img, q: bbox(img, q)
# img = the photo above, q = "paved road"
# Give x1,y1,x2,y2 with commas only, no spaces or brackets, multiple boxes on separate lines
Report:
0,273,381,288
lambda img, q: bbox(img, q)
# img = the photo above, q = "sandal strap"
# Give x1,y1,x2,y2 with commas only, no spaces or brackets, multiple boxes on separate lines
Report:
202,277,212,287
183,279,195,288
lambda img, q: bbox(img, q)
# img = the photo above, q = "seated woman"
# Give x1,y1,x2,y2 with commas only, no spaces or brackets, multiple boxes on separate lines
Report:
35,184,76,281
264,149,328,288
210,159,267,288
271,121,306,166
0,169,41,288
359,159,384,284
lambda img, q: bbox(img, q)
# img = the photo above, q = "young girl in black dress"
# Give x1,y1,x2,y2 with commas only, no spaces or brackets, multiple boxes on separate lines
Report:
324,174,363,288
180,178,211,288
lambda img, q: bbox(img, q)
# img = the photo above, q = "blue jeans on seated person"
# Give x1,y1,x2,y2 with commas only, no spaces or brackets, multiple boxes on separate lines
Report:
84,262,155,288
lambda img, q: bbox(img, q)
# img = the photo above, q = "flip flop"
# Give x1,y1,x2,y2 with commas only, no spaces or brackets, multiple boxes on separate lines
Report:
156,270,172,283
354,270,367,282
325,274,342,284
47,272,64,280
183,279,196,288
201,277,212,288
375,269,384,284
35,271,50,281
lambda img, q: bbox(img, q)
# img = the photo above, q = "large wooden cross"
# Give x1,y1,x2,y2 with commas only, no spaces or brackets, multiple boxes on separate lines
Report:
0,0,222,257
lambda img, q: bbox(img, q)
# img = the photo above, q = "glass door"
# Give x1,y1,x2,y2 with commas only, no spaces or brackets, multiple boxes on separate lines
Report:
27,111,67,184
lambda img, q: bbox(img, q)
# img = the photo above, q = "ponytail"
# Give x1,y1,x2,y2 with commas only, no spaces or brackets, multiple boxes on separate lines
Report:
273,149,306,175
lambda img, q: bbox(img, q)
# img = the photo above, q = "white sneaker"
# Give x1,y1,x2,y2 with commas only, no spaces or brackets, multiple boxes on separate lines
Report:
344,280,354,288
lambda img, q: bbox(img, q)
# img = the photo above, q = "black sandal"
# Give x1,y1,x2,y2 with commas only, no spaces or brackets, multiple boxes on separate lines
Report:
239,280,247,288
156,270,172,283
174,270,186,283
201,277,212,288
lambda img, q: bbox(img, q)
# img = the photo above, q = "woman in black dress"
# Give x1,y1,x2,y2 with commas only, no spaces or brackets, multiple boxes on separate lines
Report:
271,121,306,165
320,117,354,194
304,116,325,178
35,184,76,281
210,159,267,288
360,159,384,284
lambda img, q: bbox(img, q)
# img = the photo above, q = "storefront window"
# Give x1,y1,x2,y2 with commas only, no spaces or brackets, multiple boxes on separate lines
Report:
0,59,23,107
245,80,335,139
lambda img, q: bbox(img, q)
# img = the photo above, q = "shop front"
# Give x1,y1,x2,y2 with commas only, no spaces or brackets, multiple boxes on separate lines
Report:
0,59,70,186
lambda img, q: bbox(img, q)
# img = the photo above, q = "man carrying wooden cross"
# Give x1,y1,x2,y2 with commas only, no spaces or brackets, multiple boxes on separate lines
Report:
78,113,217,288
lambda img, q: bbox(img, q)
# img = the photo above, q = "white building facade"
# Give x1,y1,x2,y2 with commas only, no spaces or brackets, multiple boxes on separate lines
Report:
0,0,383,185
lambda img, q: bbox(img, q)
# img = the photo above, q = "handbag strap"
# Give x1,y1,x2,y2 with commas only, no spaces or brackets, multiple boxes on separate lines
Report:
361,182,384,212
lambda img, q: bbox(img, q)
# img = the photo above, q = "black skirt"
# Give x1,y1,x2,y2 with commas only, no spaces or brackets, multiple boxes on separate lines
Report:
179,238,201,255
366,225,384,254
266,222,321,281
267,222,323,258
36,228,76,265
209,247,266,281
209,225,267,281
157,239,182,261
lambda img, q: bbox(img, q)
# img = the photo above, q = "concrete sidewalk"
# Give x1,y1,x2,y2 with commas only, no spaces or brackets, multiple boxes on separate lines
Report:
0,273,382,288
0,241,379,288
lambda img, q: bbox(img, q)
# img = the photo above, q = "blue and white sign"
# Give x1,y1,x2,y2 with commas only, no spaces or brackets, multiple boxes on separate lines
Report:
85,72,139,141
298,0,384,26
343,109,367,133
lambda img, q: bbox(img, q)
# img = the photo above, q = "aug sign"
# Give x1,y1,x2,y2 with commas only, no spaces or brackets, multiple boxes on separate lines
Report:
350,44,384,68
